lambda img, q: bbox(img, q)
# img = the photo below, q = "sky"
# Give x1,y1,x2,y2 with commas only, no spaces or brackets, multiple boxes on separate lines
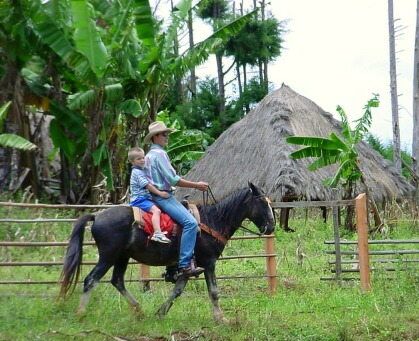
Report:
268,0,416,151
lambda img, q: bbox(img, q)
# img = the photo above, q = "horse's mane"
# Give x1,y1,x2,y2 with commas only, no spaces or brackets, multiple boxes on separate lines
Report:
198,187,250,235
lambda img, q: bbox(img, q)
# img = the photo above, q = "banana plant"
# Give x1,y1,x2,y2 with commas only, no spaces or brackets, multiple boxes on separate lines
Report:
286,94,379,188
286,94,381,229
1,0,265,200
0,102,37,151
64,0,258,192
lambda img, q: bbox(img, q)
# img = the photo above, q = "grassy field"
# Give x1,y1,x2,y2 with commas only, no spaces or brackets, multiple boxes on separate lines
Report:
0,205,418,340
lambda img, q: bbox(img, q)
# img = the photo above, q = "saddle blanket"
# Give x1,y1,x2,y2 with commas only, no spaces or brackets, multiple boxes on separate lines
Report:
140,211,175,238
133,204,200,239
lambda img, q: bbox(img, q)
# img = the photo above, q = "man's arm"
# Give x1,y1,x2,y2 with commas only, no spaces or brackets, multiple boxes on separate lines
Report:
175,178,209,192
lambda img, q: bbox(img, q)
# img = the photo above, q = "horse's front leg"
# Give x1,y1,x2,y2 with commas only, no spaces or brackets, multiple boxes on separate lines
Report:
156,275,189,318
204,264,228,324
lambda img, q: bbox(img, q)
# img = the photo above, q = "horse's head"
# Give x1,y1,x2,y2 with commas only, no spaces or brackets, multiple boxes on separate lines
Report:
246,182,275,235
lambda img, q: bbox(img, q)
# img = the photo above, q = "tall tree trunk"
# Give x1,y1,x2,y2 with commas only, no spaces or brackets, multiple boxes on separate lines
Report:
260,0,269,93
242,63,250,113
263,58,269,93
47,56,76,203
413,0,419,205
81,87,105,204
236,62,243,99
388,0,402,171
171,0,183,105
212,2,226,131
5,65,41,197
216,52,226,130
188,9,197,98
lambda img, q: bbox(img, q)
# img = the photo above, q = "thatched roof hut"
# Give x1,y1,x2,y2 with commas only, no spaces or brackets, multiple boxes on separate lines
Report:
176,84,413,205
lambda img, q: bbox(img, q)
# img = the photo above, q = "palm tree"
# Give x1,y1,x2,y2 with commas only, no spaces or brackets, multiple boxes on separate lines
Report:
68,0,252,201
224,15,283,113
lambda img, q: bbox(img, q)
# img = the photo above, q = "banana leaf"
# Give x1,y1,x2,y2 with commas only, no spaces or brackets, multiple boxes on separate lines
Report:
0,134,37,151
71,0,109,77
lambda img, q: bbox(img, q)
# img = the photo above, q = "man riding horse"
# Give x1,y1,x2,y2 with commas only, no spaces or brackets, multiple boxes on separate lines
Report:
143,121,209,278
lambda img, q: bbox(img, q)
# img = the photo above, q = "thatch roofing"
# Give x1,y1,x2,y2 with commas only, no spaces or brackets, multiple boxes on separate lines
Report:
176,84,413,204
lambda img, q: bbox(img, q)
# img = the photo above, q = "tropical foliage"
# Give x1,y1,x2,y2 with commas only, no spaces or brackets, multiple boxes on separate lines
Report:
366,134,413,180
0,102,36,151
0,0,283,203
286,95,381,230
286,94,380,188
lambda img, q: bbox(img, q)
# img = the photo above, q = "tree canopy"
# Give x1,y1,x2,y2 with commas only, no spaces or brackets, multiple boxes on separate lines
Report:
0,0,285,203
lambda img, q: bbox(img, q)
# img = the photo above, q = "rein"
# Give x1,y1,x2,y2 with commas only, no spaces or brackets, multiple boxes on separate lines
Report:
199,187,228,245
239,224,263,236
202,186,218,206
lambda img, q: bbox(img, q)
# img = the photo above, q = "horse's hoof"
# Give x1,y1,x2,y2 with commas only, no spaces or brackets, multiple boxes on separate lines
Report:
132,305,145,318
156,309,166,319
215,317,229,324
142,283,151,292
75,308,86,318
156,302,171,319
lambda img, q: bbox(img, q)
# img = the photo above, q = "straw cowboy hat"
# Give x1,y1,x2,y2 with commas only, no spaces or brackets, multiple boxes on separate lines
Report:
144,121,176,144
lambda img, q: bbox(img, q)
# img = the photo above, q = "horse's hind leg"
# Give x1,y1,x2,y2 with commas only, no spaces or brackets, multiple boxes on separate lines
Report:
77,261,113,315
111,260,143,316
156,276,189,318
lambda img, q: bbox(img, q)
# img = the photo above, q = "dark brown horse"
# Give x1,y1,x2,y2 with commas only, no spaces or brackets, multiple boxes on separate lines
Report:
58,182,275,323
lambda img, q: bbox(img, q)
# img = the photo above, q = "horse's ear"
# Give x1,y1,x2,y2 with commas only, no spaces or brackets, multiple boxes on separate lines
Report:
248,182,263,196
248,182,256,193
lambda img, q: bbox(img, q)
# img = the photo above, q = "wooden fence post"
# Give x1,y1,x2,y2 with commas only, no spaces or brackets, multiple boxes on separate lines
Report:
332,190,342,284
355,193,371,292
265,235,277,294
140,264,150,291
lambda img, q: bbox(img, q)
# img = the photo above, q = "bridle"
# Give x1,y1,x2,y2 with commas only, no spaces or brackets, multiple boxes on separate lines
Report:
241,193,275,236
202,187,274,238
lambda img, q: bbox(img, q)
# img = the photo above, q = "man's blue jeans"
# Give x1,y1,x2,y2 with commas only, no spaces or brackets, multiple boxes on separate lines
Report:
151,193,198,269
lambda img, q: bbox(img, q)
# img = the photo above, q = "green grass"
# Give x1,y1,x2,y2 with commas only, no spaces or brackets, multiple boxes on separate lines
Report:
0,206,418,340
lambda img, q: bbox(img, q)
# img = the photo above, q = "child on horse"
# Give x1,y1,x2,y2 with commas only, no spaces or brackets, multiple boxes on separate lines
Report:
128,147,171,243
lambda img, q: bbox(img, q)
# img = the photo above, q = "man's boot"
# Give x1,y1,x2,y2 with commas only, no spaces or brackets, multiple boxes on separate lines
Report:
177,258,205,278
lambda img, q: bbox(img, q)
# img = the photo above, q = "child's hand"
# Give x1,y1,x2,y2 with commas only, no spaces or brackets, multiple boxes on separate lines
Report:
160,191,170,198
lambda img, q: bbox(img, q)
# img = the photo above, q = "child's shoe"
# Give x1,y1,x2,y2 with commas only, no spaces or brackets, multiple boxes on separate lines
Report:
151,232,171,244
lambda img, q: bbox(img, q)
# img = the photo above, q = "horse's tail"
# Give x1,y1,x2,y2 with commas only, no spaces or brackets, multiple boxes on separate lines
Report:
58,213,95,299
